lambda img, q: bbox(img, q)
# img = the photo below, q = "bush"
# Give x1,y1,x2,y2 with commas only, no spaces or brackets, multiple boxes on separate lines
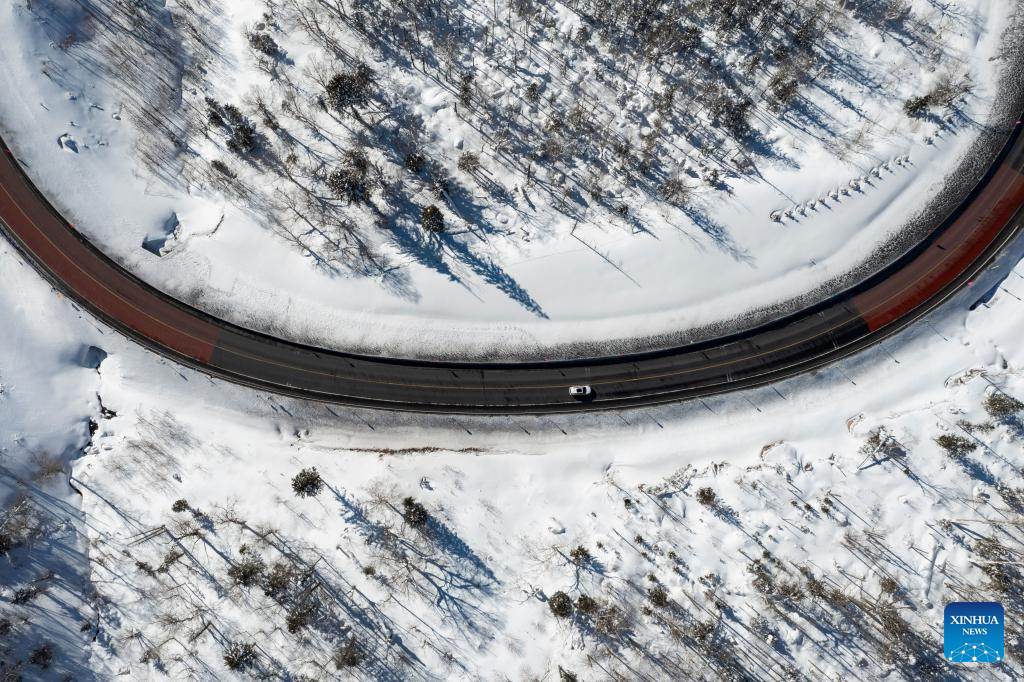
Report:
223,641,257,670
576,594,598,614
458,73,474,108
421,205,445,233
566,104,588,131
211,160,235,178
548,590,573,618
263,561,297,602
227,556,265,587
934,434,977,461
29,643,54,668
404,153,426,174
31,454,64,480
540,135,564,162
331,149,374,203
0,497,45,553
457,152,481,173
647,585,669,608
286,603,317,633
696,487,717,507
777,581,804,601
171,499,190,513
658,177,691,207
402,497,429,527
328,161,371,204
569,545,591,565
593,602,629,636
983,392,1024,419
326,63,374,112
207,108,225,128
291,467,324,497
716,97,753,139
222,104,245,125
903,94,932,117
769,75,800,110
248,32,279,57
997,484,1024,514
12,583,46,604
228,120,258,155
693,620,716,644
334,637,364,668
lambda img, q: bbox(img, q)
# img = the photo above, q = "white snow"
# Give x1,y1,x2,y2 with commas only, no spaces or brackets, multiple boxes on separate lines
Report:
0,0,1020,358
3,3,1024,675
0,241,102,680
3,213,1024,678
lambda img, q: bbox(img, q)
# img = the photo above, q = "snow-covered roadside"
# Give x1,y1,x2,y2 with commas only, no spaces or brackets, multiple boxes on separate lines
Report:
0,241,103,680
1,225,1019,678
0,1,1021,360
2,11,1024,663
69,243,1024,679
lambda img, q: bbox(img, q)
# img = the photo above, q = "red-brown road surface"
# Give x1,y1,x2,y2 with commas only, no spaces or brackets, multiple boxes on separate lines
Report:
0,149,221,363
1,119,1023,414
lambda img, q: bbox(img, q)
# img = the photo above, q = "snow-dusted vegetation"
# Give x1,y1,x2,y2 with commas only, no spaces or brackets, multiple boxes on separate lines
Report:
73,398,1024,681
0,0,1020,356
5,1,1024,680
3,231,1024,679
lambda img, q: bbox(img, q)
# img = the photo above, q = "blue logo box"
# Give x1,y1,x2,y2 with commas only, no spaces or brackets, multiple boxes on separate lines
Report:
944,602,1004,663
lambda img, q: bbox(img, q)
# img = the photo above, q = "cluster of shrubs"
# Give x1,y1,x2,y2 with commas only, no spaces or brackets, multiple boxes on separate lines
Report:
206,98,259,155
328,151,375,204
934,434,976,461
326,63,374,113
983,391,1024,419
247,31,280,58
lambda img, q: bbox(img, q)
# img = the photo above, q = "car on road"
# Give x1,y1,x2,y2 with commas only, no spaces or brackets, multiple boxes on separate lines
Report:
569,385,592,397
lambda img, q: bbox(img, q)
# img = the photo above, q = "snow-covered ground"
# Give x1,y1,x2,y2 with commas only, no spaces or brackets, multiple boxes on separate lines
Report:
3,1,1024,678
0,245,103,680
3,213,1024,677
0,0,1022,359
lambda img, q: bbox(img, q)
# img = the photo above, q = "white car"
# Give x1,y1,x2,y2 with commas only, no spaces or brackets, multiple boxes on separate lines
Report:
568,385,593,397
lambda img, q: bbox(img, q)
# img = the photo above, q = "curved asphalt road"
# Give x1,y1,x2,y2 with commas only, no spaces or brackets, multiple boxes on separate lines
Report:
2,120,1024,414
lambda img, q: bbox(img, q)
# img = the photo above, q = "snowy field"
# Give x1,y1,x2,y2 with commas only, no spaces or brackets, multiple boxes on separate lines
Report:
3,218,1024,677
0,0,1022,359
